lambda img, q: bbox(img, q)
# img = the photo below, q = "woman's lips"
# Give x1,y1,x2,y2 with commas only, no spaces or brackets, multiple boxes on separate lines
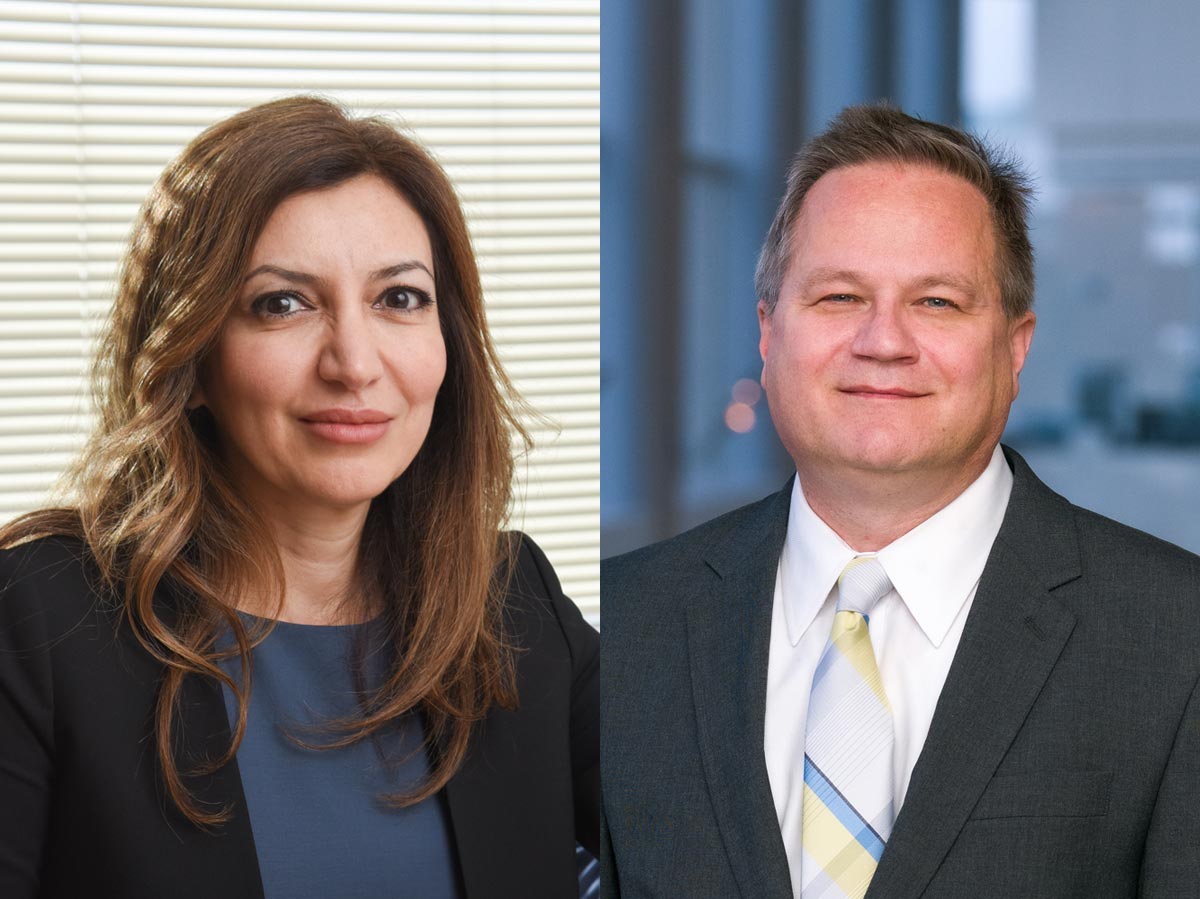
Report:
300,409,392,444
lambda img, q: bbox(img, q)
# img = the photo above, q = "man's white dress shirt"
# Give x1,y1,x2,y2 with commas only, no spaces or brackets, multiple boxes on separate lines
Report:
764,445,1013,899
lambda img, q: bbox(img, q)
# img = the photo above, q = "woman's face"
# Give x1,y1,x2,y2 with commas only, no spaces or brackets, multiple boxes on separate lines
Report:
195,174,447,520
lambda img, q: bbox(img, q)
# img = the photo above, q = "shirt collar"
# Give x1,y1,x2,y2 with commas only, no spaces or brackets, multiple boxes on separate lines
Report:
779,445,1013,648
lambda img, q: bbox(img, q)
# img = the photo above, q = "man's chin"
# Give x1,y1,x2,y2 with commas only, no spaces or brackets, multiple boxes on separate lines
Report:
832,435,936,473
844,453,926,476
828,441,998,488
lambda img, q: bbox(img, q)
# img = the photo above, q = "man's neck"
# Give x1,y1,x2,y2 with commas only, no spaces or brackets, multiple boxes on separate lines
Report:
795,453,997,552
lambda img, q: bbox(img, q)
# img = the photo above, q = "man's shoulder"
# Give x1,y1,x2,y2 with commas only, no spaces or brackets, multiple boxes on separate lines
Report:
1063,502,1200,611
1070,502,1200,567
1004,451,1200,645
602,485,789,606
1006,447,1200,578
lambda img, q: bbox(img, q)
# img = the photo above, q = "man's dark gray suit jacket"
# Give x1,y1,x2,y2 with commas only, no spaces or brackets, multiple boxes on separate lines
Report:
600,448,1200,898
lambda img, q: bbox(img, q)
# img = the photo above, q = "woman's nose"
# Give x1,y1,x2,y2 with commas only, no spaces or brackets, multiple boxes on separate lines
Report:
317,309,384,390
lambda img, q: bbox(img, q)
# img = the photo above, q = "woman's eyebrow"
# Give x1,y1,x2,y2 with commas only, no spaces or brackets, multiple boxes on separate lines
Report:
369,260,434,281
242,260,434,284
242,263,318,285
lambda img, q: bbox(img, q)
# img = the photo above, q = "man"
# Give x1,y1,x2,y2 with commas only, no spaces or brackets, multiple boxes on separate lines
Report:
601,105,1200,898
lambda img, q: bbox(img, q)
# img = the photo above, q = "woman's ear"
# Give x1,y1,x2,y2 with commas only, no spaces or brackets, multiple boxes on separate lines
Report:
186,384,207,411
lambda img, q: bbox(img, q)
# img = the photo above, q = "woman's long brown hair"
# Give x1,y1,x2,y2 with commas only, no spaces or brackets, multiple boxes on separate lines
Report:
0,96,525,826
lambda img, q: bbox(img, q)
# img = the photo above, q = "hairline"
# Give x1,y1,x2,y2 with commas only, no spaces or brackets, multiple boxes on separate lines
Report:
771,161,1009,317
757,107,1034,321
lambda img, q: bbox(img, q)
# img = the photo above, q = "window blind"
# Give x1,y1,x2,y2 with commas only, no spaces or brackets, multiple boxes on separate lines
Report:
0,0,599,619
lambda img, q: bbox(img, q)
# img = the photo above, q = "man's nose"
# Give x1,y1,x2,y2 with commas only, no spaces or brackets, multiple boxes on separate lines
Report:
317,307,384,390
849,299,919,362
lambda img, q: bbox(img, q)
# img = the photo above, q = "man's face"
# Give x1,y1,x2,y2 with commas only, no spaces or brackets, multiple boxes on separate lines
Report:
758,162,1035,487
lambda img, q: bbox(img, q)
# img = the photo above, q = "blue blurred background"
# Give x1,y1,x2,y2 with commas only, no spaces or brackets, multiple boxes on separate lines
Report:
601,0,1200,557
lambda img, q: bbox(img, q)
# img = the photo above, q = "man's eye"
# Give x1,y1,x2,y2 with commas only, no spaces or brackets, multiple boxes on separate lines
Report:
823,294,855,303
923,296,955,309
378,286,433,311
251,292,307,317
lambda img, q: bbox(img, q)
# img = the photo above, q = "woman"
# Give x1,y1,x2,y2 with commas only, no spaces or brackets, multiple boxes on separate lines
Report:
0,96,598,899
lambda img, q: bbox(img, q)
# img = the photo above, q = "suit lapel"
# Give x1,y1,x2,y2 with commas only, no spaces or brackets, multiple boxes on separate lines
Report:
687,484,795,899
867,448,1080,898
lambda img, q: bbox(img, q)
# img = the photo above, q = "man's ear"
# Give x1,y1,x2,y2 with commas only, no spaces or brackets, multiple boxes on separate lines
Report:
1009,310,1036,397
757,299,772,364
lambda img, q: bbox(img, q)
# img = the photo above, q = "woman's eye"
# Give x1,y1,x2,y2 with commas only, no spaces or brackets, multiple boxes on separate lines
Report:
378,286,432,311
250,292,308,318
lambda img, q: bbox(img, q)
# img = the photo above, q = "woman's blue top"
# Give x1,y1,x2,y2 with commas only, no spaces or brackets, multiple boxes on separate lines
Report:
217,617,463,899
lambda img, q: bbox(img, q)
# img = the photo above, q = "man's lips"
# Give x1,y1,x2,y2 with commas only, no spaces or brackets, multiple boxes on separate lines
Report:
300,408,393,444
838,386,929,398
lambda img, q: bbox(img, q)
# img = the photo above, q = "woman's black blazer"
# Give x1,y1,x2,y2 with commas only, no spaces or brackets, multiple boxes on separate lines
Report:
0,533,598,898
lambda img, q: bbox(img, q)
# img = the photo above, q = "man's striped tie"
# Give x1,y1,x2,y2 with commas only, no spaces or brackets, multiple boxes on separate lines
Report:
800,555,895,899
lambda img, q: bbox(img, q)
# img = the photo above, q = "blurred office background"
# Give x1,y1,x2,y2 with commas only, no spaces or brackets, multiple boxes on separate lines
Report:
602,0,1200,556
0,1,599,619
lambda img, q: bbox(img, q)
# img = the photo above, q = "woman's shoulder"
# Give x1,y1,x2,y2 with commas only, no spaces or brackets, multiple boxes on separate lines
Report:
499,530,597,662
0,535,111,636
0,533,96,590
502,530,561,597
1,532,89,571
499,530,576,621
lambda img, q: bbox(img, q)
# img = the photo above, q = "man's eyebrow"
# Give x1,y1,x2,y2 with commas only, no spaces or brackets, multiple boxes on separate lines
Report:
242,260,434,284
910,273,980,297
795,268,868,292
795,268,980,296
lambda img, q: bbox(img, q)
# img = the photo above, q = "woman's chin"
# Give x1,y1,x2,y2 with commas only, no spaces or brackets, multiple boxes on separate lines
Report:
240,472,400,520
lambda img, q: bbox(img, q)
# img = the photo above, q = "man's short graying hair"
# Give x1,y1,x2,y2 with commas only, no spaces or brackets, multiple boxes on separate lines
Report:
755,104,1035,319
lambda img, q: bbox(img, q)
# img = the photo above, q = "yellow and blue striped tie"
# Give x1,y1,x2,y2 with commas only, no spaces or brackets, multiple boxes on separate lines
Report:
801,555,895,899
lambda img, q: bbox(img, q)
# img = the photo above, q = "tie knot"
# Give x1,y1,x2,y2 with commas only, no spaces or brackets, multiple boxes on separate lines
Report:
836,556,892,616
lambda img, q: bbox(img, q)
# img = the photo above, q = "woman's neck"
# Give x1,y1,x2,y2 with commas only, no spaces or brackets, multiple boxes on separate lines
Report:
246,502,373,625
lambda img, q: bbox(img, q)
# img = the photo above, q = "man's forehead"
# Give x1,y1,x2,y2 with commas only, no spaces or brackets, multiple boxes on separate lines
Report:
797,161,990,217
783,162,1000,286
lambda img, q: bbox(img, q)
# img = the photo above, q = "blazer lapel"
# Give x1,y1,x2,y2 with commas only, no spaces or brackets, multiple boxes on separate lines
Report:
443,711,583,899
867,448,1080,899
687,484,795,899
444,748,501,898
153,584,264,899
